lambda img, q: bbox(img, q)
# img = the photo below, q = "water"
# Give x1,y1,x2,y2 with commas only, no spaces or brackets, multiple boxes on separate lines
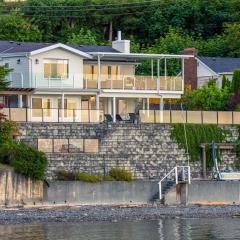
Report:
0,218,240,240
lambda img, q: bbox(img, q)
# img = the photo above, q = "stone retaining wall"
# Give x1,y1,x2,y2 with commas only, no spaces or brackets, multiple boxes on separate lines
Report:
19,123,239,180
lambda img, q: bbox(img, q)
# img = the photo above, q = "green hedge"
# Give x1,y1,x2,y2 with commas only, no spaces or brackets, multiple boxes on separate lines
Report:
0,142,48,180
56,168,133,182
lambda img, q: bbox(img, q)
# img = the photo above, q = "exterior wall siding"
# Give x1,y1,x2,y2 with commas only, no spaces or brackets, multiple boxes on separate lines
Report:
31,48,84,88
1,56,30,88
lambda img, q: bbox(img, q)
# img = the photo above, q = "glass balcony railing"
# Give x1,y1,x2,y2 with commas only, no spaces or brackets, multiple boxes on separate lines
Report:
83,74,183,91
6,71,183,92
1,108,104,123
139,110,240,124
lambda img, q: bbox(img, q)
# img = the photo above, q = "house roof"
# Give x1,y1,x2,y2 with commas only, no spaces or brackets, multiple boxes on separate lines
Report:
0,40,119,55
198,56,240,74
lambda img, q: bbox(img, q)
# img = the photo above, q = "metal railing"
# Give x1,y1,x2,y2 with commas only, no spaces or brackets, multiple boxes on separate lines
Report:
139,110,240,125
1,108,104,123
158,166,191,200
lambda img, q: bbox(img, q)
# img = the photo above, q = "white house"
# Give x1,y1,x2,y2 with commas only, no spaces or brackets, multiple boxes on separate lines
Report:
181,48,240,89
0,32,193,122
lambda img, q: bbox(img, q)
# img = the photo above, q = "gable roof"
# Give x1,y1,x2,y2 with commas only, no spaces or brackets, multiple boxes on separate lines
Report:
0,40,119,56
198,56,240,74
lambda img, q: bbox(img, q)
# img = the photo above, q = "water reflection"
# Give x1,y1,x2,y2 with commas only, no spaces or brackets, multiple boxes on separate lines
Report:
0,218,240,240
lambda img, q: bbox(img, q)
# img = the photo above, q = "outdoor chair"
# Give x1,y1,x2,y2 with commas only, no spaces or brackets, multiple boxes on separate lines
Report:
104,114,113,122
128,113,138,123
116,114,124,122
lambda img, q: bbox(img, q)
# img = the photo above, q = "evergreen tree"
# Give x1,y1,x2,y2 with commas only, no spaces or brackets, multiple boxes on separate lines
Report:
232,69,240,94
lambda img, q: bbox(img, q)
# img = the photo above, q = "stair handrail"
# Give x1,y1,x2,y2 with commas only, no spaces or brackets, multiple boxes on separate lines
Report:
158,166,191,200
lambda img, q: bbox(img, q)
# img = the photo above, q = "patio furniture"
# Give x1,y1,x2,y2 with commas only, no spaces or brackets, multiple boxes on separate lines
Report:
104,114,113,122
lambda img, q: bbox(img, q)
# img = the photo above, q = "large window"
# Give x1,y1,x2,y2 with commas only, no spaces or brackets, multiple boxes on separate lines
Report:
32,98,51,117
44,59,69,79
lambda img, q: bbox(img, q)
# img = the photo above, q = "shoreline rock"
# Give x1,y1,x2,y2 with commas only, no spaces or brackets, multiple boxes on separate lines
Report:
0,205,240,225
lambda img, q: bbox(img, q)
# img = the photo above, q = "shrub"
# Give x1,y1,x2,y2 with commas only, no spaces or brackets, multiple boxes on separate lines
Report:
0,120,18,144
232,69,240,94
222,75,231,89
109,168,133,181
56,171,103,182
184,80,231,111
56,170,76,181
0,142,48,180
75,172,103,183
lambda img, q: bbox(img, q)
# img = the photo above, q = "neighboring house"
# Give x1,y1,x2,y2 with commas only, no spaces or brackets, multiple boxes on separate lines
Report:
0,32,192,122
182,48,240,89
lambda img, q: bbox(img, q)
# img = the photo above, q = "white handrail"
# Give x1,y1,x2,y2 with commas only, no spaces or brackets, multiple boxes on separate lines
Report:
158,166,191,200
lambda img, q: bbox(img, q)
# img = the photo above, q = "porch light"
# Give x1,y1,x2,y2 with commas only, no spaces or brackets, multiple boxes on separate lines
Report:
35,59,39,64
17,59,21,64
90,96,96,102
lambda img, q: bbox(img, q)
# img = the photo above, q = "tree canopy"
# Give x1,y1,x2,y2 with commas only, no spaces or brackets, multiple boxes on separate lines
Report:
0,0,238,58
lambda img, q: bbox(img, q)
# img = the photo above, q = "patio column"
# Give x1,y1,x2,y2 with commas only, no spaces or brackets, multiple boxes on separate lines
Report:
113,96,116,122
147,98,150,117
157,59,160,92
18,95,23,108
142,99,146,110
79,96,82,122
96,94,100,122
160,96,164,123
182,58,185,92
97,55,101,90
61,93,64,122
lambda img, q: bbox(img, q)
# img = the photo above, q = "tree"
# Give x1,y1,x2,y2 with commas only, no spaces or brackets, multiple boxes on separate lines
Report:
222,75,231,89
0,14,42,42
231,69,240,94
67,28,98,45
184,80,231,111
0,66,11,90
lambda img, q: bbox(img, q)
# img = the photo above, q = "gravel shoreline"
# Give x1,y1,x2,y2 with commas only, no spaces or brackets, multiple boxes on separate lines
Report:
0,205,240,224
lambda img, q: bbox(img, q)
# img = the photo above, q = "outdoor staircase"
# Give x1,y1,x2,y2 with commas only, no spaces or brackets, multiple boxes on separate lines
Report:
152,166,191,205
151,180,175,204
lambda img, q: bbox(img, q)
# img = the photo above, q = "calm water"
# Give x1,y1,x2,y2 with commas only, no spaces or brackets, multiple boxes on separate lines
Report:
0,218,240,240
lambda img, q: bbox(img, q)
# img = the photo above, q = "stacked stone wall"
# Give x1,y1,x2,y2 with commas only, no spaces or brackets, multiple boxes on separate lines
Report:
19,123,239,180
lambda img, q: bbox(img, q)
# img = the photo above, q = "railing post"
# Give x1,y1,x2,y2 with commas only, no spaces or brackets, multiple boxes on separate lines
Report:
182,167,185,182
175,167,178,184
158,182,162,200
21,73,23,88
188,166,191,184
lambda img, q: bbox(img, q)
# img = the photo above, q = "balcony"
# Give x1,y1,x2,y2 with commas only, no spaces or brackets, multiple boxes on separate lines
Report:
6,72,183,92
83,74,183,92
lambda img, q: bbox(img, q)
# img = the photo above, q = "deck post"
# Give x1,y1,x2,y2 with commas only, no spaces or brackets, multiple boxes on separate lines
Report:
202,145,207,179
18,95,23,108
96,94,100,122
61,93,64,122
157,59,160,91
160,96,164,123
113,97,116,122
97,55,101,89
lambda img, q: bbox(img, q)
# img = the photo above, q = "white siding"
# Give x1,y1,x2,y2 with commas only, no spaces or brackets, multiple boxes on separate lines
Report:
31,48,84,88
197,60,218,87
0,56,30,88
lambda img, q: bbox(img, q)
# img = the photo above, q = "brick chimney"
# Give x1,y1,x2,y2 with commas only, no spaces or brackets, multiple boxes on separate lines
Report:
181,48,198,90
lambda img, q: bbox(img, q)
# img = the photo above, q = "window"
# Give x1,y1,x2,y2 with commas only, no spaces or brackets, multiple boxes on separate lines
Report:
58,98,76,118
32,98,51,117
44,59,68,79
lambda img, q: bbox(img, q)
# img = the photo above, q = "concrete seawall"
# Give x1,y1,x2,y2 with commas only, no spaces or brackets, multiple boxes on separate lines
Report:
165,181,240,205
43,180,159,205
0,169,43,206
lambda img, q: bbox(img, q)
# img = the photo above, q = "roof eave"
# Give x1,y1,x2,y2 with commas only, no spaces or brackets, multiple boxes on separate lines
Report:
30,43,93,59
